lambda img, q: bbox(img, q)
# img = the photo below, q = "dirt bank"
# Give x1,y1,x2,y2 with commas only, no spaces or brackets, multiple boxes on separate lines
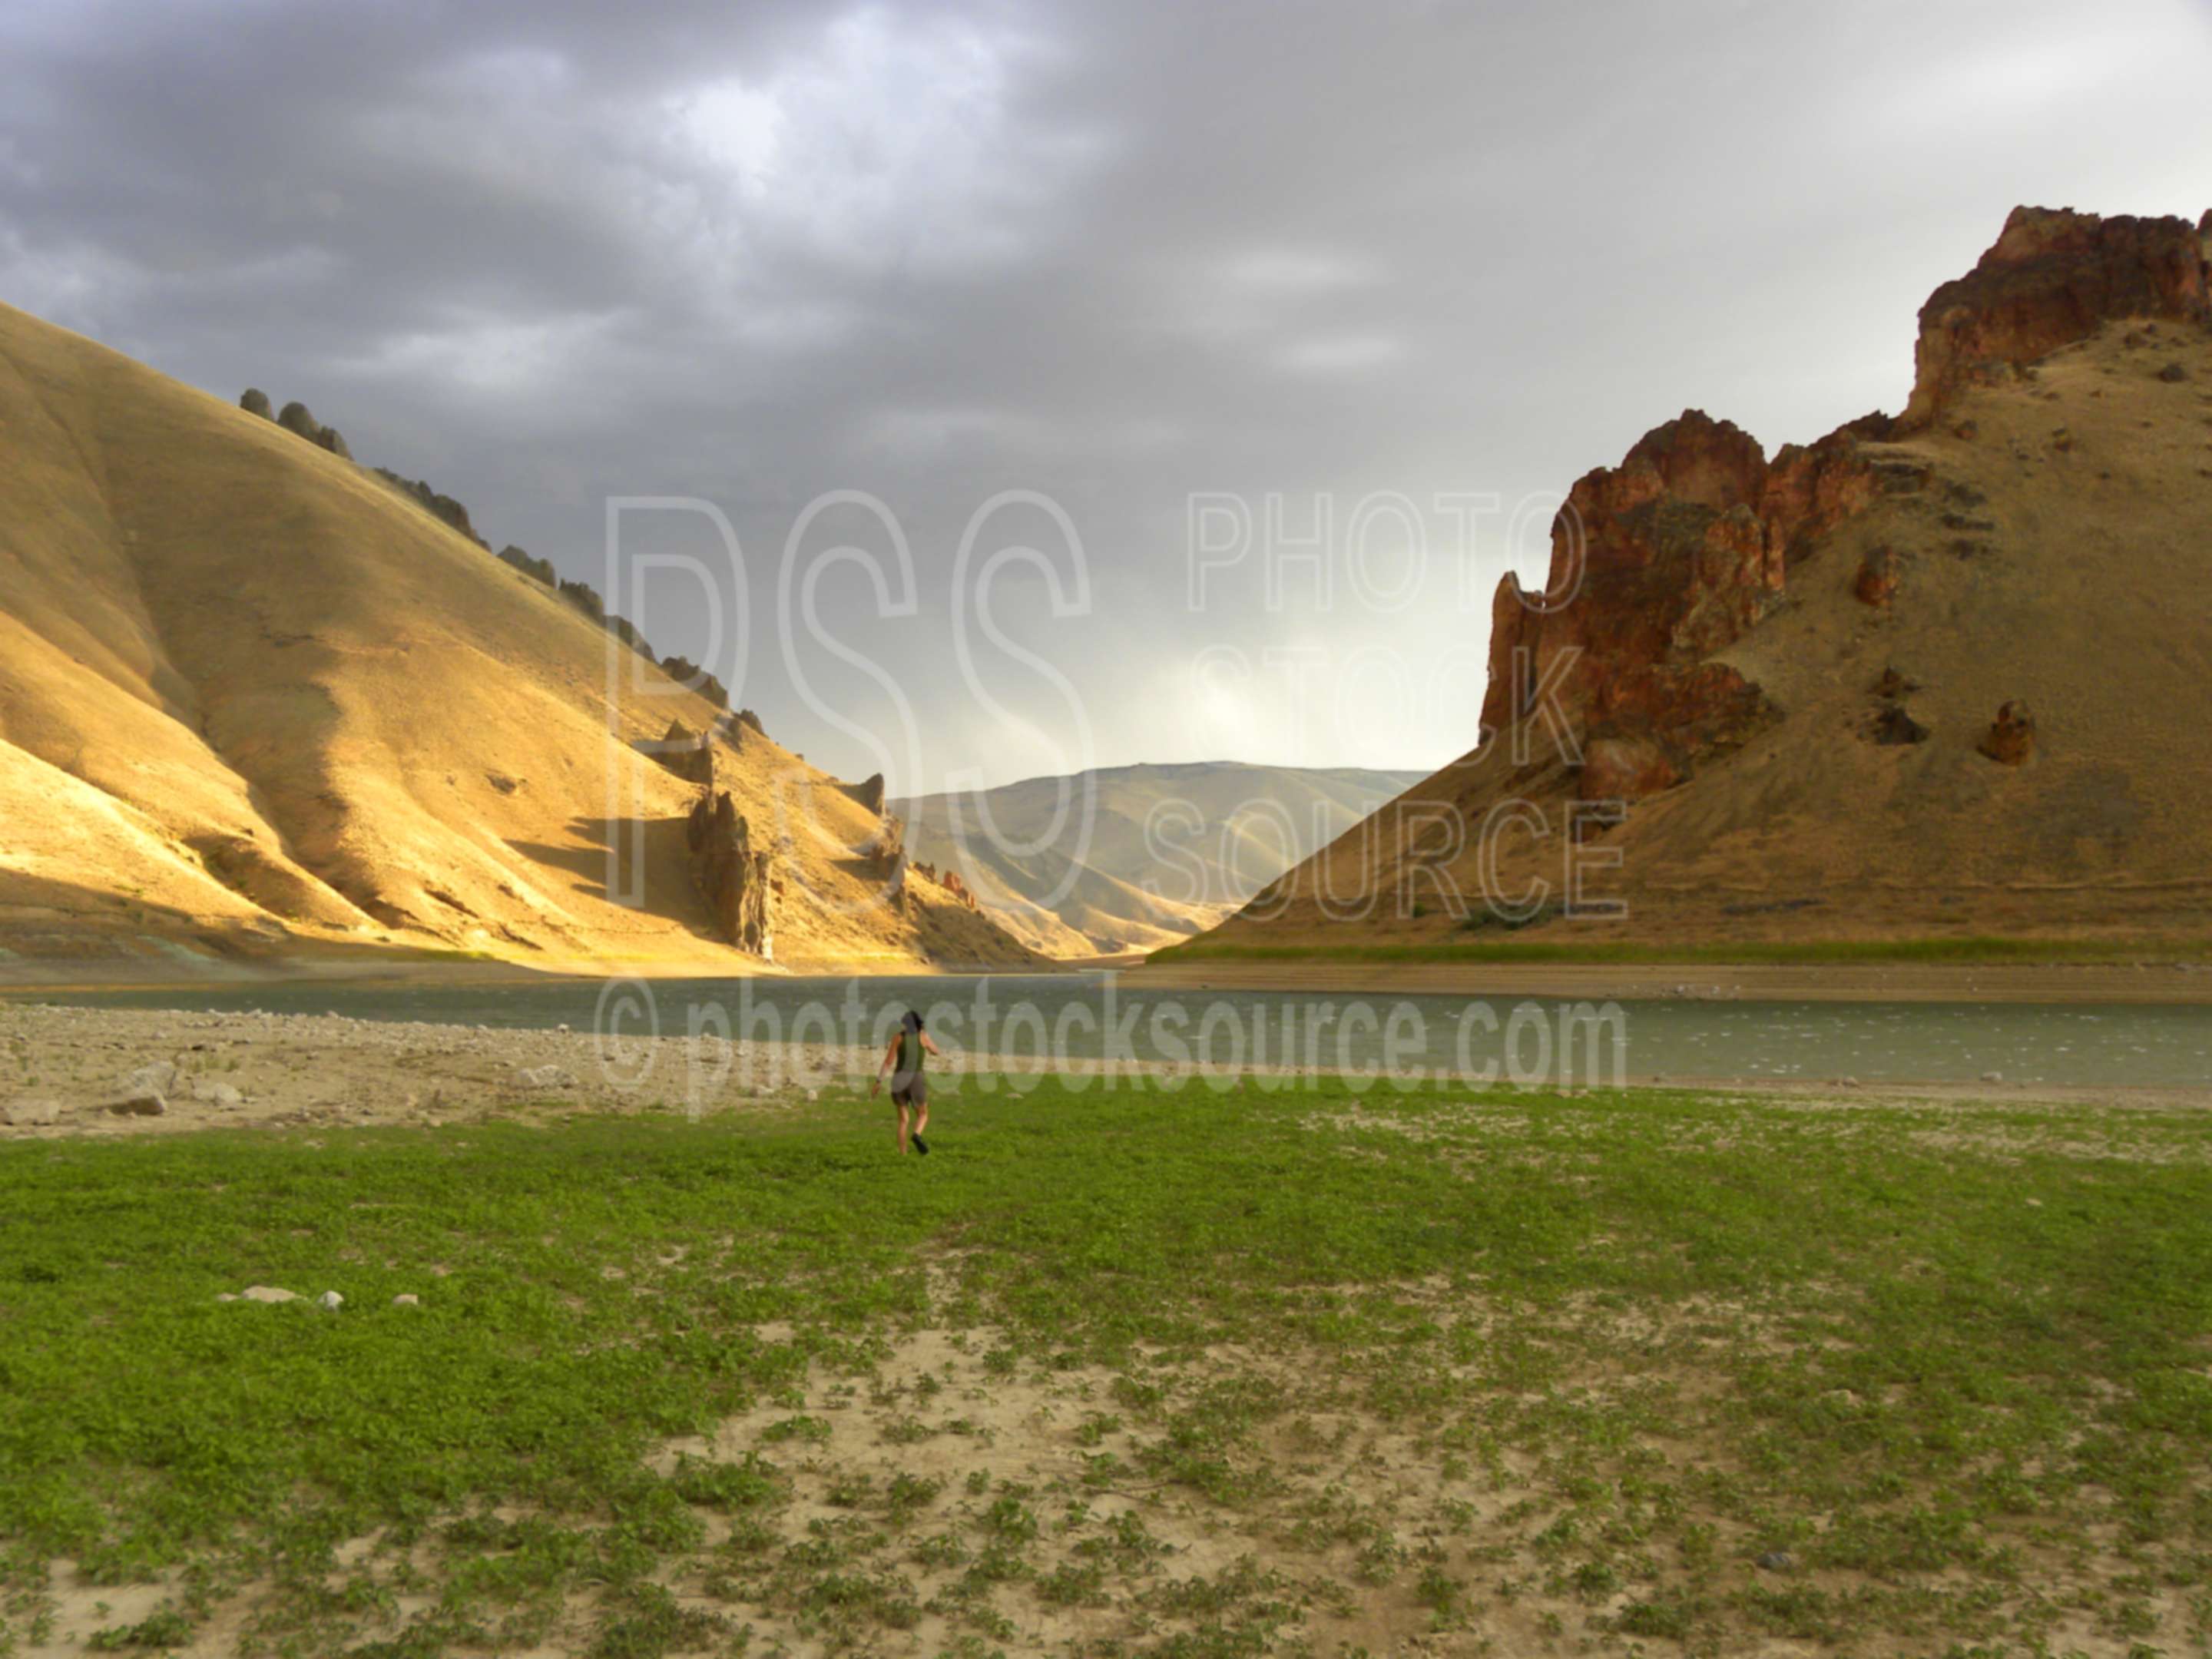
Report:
1133,957,2212,1005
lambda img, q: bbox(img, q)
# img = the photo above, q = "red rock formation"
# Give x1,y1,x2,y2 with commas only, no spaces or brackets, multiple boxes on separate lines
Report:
1978,701,2036,766
909,859,981,909
1854,547,1899,608
1476,204,2207,798
1578,734,1680,803
1480,410,1869,774
1902,206,2211,429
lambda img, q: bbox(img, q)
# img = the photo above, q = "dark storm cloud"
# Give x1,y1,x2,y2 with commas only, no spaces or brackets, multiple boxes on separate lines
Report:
5,0,2209,789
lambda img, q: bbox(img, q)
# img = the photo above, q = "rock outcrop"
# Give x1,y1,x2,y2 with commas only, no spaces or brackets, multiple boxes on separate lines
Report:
1476,204,2210,803
248,396,352,459
862,811,904,865
659,656,729,709
640,719,714,786
1577,733,1680,804
1480,410,1873,790
1853,547,1899,608
498,544,556,585
1979,700,2035,766
1870,704,1929,747
911,861,981,909
686,790,773,955
1902,206,2211,429
1181,200,2212,953
848,773,888,815
376,469,487,545
856,812,908,910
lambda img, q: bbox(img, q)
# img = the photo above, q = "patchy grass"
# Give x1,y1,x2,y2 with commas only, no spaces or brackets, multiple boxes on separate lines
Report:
2,1077,2210,1654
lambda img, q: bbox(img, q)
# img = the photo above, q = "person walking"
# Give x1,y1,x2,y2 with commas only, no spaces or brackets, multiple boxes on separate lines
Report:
870,1008,941,1155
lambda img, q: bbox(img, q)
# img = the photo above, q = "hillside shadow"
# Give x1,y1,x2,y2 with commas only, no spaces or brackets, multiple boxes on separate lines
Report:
506,815,716,937
0,870,451,983
0,870,270,967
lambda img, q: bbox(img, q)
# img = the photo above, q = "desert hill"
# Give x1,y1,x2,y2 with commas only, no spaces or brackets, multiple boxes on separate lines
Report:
892,762,1423,955
0,301,1037,975
1189,206,2212,954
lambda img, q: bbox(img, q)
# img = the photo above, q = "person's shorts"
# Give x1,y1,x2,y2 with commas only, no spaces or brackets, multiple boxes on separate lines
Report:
891,1076,927,1108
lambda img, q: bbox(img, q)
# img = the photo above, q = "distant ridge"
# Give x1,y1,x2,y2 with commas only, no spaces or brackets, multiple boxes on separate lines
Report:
895,762,1424,955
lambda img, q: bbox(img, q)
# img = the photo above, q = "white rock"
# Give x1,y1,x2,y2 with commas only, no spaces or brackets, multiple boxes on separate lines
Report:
214,1292,239,1303
240,1285,298,1303
104,1091,168,1118
1980,1070,2004,1084
316,1291,345,1311
392,1293,421,1308
0,1098,61,1127
517,1065,575,1088
120,1061,177,1097
190,1081,244,1109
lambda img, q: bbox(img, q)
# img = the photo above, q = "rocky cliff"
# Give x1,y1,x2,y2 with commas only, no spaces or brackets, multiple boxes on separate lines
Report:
1479,411,1879,800
1195,204,2212,951
687,790,775,956
1902,206,2210,429
1481,203,2209,804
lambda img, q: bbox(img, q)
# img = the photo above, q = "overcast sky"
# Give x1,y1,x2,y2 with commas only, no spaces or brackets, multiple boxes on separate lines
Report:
5,0,2209,793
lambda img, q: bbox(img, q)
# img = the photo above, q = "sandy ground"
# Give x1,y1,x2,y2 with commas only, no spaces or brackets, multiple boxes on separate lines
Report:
18,1292,2195,1657
0,1002,1022,1136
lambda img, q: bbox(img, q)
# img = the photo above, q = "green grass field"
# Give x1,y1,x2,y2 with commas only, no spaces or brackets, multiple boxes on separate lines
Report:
3,1077,2209,1656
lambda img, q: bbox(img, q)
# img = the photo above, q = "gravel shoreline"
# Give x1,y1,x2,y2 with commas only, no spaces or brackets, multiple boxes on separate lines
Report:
4,1003,2205,1140
0,1002,1242,1137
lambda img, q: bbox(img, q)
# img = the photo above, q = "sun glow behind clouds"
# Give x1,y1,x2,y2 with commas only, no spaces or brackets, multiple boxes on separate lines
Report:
666,8,1091,276
336,310,631,402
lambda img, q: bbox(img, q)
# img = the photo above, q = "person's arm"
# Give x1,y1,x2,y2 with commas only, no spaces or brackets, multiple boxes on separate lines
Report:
921,1031,943,1058
869,1033,899,1097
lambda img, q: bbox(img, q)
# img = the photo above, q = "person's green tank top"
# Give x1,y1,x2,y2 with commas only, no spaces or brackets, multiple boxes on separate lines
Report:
896,1029,923,1075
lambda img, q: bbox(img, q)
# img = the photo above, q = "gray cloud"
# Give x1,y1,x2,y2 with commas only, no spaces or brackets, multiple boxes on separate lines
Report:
5,0,2208,790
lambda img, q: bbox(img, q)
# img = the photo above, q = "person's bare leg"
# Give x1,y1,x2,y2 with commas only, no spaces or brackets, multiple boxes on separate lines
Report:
914,1098,929,1139
896,1102,910,1154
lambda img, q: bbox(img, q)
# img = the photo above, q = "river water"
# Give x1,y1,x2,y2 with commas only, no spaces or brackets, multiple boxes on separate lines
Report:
17,973,2212,1089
